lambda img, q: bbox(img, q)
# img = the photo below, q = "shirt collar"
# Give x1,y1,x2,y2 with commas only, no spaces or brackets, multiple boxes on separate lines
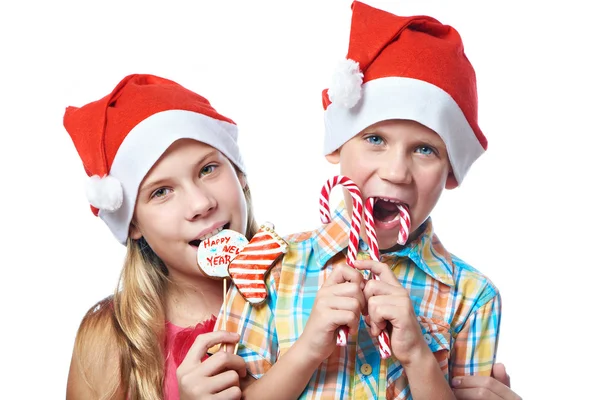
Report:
312,203,455,287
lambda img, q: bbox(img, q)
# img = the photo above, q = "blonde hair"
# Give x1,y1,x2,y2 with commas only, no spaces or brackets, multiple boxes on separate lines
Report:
73,178,259,399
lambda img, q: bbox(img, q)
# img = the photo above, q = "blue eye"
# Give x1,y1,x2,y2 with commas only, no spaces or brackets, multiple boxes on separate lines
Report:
366,135,384,145
416,146,435,155
151,187,172,199
200,164,217,176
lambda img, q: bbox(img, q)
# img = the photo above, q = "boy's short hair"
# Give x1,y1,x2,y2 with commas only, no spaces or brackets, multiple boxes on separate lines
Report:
322,1,487,185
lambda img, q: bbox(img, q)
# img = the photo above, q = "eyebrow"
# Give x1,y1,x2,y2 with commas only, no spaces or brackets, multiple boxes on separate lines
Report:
140,149,220,193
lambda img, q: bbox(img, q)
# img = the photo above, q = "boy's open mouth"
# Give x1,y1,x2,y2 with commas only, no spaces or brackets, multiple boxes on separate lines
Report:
372,198,407,224
188,223,230,247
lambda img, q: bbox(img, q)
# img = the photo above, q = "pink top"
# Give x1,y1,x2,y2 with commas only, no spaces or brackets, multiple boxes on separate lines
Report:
163,316,217,399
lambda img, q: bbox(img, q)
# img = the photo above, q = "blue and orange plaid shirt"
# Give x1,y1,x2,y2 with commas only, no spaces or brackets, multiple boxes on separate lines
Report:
219,206,502,399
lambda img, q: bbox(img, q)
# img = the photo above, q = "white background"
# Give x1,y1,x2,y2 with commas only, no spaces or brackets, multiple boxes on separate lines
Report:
1,0,598,398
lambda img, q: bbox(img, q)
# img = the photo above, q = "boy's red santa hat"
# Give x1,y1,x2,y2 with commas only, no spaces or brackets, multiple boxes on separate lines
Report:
63,74,244,245
323,1,487,184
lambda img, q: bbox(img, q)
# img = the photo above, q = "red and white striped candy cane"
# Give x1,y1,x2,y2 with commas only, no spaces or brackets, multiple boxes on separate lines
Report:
397,205,411,245
320,176,363,268
362,197,400,359
320,176,363,347
364,199,411,247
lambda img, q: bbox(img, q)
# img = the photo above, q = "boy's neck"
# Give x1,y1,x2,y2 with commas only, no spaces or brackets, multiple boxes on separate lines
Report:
379,220,428,254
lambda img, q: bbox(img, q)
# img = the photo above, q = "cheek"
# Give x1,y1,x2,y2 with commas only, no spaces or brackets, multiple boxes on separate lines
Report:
415,168,447,206
136,207,180,242
339,153,370,182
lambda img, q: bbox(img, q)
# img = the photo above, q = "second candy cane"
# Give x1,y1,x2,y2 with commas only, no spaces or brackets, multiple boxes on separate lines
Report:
319,176,392,359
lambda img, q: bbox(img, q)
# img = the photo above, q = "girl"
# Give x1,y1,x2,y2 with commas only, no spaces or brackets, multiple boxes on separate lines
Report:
64,73,257,400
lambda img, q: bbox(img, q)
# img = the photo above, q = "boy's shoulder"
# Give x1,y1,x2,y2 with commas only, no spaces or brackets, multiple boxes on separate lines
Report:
447,252,500,305
282,229,316,245
423,228,500,304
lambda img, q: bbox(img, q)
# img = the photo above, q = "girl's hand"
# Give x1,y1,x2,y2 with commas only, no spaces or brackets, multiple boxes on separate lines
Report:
177,330,247,400
452,364,522,400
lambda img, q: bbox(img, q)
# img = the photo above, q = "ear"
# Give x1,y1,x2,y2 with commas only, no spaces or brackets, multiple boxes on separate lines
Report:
325,150,341,165
129,222,143,240
445,171,459,190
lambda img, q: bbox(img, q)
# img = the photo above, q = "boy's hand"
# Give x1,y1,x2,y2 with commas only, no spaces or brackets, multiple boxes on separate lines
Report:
354,259,429,365
297,264,366,363
177,331,246,400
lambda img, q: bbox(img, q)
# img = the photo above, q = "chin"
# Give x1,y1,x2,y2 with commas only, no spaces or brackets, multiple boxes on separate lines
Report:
230,221,247,237
377,237,398,251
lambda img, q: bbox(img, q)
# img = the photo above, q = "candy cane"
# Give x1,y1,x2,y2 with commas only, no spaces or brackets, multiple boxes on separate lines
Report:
364,199,411,248
320,176,363,268
362,197,396,359
397,205,411,245
320,179,411,359
320,176,363,347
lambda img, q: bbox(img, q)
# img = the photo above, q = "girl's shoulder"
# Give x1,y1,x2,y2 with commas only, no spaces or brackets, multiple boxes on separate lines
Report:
67,295,125,399
80,295,116,328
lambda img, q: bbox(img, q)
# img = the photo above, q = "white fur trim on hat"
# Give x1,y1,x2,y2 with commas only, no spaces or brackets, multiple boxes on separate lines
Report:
100,109,244,245
327,59,364,109
85,175,123,212
323,77,485,185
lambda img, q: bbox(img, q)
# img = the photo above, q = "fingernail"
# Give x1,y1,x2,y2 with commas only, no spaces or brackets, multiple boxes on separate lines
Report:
451,378,461,387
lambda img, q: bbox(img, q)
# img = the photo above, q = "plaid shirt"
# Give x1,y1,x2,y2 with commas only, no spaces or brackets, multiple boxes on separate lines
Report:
219,206,501,399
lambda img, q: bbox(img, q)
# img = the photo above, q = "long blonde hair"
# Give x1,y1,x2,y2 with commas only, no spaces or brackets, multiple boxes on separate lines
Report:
74,178,259,399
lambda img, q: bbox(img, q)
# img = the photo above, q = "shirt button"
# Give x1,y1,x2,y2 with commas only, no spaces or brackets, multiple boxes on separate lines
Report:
423,333,433,344
360,363,372,376
359,240,369,251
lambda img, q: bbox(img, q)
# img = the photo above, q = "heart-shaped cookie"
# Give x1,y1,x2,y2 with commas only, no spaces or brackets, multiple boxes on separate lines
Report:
196,229,249,279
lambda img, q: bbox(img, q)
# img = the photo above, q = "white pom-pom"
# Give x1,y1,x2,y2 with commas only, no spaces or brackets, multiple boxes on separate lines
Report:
327,58,364,108
86,175,123,212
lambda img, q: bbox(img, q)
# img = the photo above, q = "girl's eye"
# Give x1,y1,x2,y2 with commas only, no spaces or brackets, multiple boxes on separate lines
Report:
366,135,384,145
151,187,172,199
416,145,435,156
200,164,217,177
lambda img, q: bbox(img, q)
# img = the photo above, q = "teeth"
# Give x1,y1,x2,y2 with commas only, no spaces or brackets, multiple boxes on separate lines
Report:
378,197,401,204
198,226,224,241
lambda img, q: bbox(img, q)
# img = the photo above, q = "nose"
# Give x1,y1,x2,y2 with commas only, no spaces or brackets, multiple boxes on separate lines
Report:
378,150,412,185
185,183,217,221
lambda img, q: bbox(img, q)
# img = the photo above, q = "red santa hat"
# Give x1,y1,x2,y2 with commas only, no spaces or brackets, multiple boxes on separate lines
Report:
63,74,244,244
323,1,487,184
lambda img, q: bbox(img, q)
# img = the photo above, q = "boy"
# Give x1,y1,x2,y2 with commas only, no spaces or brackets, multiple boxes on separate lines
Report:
222,2,501,399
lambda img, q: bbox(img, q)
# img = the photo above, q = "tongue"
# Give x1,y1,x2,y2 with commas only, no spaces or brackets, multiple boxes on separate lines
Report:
374,201,399,222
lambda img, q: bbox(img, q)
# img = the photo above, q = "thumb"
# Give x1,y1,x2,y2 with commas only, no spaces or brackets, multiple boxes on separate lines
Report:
491,363,511,387
179,330,240,370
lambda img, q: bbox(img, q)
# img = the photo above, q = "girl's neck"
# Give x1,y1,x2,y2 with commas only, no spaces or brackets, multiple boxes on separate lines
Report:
164,274,224,328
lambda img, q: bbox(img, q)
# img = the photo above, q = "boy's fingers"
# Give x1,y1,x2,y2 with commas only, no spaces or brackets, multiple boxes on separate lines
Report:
363,279,407,300
328,283,367,311
323,264,365,287
354,260,398,285
323,296,363,320
366,301,390,336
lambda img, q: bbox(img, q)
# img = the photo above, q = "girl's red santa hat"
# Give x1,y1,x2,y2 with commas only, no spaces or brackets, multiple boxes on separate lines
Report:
323,1,487,185
63,74,245,245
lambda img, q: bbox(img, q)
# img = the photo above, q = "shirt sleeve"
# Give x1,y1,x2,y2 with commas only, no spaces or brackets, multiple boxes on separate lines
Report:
217,265,281,379
449,290,502,377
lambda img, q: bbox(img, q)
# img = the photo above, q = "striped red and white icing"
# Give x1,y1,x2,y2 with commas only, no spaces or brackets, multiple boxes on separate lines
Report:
228,224,288,305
